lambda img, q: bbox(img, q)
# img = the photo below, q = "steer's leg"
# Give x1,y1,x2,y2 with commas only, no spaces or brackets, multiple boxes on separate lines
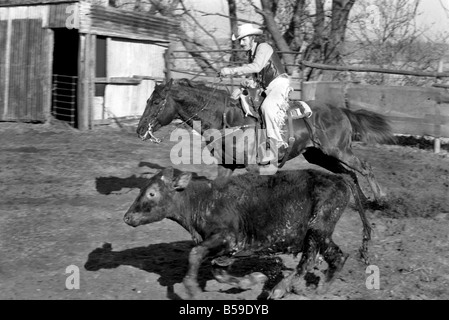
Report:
183,234,225,299
269,231,319,299
320,239,349,294
212,269,268,290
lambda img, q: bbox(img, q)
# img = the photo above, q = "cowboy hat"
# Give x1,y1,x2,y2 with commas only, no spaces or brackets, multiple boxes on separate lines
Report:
231,24,263,41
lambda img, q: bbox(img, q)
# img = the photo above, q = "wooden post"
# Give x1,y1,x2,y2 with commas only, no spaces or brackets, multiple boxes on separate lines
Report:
88,34,96,129
434,60,444,153
77,34,88,130
2,8,12,119
43,28,54,122
164,44,173,82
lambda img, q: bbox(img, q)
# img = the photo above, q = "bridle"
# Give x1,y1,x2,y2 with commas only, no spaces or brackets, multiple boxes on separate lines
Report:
142,78,223,144
142,92,169,143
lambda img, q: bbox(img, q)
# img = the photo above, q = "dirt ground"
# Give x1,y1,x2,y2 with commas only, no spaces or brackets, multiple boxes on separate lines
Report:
0,119,448,300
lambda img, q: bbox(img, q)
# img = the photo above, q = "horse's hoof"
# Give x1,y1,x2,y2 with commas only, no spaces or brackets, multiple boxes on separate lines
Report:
367,197,389,210
359,249,371,265
316,282,331,295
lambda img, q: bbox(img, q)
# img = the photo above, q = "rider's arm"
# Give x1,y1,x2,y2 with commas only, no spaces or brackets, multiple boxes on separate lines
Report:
226,43,273,76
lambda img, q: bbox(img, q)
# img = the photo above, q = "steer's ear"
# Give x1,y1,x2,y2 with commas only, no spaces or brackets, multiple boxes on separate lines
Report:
160,167,174,185
172,172,192,191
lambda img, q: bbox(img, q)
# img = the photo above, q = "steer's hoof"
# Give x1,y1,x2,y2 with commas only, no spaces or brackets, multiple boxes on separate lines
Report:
238,272,267,289
211,256,235,267
268,280,291,300
183,277,202,299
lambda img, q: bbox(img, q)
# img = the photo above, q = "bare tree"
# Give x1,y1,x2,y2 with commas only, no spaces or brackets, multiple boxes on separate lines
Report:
347,0,448,85
106,0,359,79
238,0,356,79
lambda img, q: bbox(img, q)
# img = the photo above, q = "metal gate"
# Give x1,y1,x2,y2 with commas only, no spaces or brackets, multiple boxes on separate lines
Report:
51,74,77,127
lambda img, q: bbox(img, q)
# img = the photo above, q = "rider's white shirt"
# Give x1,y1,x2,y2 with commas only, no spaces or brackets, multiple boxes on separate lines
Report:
231,42,274,76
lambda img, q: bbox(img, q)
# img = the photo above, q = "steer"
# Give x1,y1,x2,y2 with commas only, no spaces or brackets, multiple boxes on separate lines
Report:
124,167,371,299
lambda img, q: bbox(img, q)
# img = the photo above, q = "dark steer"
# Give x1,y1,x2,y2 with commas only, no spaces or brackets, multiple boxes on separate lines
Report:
124,167,371,299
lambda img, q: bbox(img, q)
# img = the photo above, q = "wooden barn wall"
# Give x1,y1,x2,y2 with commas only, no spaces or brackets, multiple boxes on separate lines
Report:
0,6,53,122
47,2,75,28
79,2,179,42
102,39,165,119
302,81,449,138
0,20,7,118
0,0,77,7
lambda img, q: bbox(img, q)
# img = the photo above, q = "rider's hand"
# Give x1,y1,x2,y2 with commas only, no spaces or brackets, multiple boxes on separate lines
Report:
220,67,234,77
240,79,255,88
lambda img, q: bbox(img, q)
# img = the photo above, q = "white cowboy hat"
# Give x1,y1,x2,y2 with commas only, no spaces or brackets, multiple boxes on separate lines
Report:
231,24,263,41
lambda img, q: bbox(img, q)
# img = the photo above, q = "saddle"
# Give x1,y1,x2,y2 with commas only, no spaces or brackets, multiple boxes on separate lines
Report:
223,86,314,167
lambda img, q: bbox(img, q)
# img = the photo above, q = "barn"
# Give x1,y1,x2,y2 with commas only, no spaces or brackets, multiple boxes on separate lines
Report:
0,0,180,129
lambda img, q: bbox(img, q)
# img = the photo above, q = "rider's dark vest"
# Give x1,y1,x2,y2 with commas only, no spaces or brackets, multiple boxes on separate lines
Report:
249,42,286,89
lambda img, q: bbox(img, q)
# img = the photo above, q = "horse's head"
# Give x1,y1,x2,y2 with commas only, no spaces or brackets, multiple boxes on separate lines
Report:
136,79,178,143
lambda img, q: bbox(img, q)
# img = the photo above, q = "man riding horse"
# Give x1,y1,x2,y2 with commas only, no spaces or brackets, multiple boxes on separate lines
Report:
220,24,312,163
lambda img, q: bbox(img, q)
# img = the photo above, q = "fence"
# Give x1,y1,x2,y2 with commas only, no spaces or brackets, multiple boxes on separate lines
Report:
300,62,449,153
52,74,78,128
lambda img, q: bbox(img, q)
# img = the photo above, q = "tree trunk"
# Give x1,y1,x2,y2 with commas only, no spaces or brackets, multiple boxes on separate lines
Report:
259,0,296,75
302,0,356,80
227,0,240,63
285,0,306,51
302,0,326,79
326,0,356,64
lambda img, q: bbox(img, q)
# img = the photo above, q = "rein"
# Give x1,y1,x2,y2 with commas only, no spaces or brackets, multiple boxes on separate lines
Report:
146,78,224,143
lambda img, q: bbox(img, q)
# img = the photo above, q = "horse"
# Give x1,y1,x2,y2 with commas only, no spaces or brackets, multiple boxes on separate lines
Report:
136,78,394,205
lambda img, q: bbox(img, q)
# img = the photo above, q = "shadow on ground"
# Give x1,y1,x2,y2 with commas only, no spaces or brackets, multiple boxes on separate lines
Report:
84,241,288,300
95,162,212,195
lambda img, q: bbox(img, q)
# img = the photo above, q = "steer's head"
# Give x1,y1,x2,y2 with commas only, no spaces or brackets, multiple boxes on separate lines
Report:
123,167,192,227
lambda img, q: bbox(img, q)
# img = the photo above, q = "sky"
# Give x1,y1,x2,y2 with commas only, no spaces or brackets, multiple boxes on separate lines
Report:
185,0,449,39
416,0,449,35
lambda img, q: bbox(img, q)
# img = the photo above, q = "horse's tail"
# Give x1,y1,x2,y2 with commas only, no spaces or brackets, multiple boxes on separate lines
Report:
341,108,396,144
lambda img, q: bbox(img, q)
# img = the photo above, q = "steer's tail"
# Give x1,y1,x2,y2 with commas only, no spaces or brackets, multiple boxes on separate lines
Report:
341,108,395,144
344,175,372,265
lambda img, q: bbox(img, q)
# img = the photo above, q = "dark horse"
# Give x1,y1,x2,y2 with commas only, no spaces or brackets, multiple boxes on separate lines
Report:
136,78,394,205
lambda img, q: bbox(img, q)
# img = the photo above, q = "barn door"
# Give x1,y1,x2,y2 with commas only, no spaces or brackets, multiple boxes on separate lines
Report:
0,19,51,122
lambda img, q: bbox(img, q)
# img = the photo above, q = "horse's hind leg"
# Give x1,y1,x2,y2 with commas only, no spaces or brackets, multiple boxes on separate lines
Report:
303,147,386,205
302,148,369,204
336,148,387,204
344,175,372,265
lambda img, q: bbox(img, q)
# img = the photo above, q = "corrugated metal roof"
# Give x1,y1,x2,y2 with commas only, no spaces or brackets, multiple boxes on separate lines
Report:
0,0,78,6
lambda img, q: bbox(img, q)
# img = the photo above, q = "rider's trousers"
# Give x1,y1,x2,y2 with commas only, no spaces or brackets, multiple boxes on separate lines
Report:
260,75,291,149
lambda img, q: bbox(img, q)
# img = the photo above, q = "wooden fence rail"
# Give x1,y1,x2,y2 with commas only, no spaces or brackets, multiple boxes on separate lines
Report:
301,61,449,78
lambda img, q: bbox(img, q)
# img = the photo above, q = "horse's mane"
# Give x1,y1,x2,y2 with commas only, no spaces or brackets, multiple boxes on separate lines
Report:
156,78,231,126
174,78,229,98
